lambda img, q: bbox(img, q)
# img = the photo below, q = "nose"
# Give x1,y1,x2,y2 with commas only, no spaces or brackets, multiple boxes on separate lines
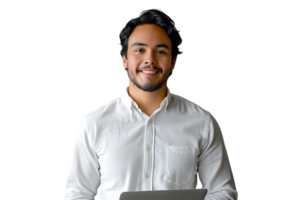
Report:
144,51,157,65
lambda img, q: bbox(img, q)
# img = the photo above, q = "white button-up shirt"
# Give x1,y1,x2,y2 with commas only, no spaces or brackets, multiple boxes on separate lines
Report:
65,88,237,200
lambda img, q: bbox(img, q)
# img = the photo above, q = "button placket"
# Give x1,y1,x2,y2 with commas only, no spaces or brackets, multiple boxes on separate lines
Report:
144,118,154,190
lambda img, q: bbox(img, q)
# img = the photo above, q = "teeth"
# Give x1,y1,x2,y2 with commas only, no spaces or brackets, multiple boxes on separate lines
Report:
142,71,157,74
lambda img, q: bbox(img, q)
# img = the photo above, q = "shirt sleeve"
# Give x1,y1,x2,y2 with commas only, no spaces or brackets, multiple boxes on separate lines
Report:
198,114,238,200
65,116,101,200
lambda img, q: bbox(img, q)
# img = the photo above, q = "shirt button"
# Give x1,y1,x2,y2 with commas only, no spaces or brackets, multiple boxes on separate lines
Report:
146,174,150,178
147,146,151,151
149,120,152,124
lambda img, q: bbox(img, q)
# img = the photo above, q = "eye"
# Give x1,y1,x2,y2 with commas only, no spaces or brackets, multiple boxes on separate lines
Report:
135,49,144,53
135,49,166,54
157,51,165,54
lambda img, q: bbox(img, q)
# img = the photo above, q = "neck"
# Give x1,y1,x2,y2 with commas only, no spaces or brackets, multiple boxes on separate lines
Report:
127,81,168,117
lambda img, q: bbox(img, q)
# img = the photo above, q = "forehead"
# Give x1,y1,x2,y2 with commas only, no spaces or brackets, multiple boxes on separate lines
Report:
128,24,171,48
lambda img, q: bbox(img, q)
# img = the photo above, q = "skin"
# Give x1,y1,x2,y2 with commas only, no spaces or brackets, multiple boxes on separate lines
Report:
122,24,177,117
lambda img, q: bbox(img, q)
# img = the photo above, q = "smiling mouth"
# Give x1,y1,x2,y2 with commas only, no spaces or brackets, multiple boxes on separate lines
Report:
138,70,160,74
141,70,159,74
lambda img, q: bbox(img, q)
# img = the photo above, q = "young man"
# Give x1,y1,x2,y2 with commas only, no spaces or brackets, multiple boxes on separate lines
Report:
65,9,237,200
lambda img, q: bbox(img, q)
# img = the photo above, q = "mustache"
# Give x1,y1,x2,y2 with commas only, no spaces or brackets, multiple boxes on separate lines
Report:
136,65,162,73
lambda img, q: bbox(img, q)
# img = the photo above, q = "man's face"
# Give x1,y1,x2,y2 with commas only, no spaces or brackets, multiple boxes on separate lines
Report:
122,24,176,92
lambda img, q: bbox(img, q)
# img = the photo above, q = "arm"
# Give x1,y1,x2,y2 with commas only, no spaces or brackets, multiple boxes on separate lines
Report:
198,114,238,200
65,116,101,200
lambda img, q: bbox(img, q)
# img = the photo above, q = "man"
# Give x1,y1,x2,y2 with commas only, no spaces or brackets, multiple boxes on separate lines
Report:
65,9,237,200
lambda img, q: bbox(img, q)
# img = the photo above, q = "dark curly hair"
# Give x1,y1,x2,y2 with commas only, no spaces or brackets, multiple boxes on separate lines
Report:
119,9,182,62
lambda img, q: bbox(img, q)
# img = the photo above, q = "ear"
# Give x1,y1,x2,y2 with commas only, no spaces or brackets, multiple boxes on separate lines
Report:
122,55,127,70
172,56,179,71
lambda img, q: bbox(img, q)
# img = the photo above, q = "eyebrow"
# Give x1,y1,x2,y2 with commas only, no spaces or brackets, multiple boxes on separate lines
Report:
132,42,170,49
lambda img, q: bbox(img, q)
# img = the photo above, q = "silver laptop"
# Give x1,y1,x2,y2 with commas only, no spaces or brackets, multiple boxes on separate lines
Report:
120,189,207,200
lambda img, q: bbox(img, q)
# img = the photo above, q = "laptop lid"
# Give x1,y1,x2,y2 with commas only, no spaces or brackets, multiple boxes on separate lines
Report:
120,189,207,200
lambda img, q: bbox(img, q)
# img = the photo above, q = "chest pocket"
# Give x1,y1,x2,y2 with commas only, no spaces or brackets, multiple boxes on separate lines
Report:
164,146,197,185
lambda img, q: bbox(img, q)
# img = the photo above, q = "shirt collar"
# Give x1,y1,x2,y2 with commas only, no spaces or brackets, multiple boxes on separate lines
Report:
121,87,172,115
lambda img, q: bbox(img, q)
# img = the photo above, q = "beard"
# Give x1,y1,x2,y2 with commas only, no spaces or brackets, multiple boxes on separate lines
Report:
126,64,172,92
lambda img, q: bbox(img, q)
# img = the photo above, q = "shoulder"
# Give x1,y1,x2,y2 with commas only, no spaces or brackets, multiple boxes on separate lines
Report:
84,97,122,128
170,93,212,120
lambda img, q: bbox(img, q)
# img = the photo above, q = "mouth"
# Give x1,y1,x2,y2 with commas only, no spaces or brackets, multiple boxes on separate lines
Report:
139,70,160,76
